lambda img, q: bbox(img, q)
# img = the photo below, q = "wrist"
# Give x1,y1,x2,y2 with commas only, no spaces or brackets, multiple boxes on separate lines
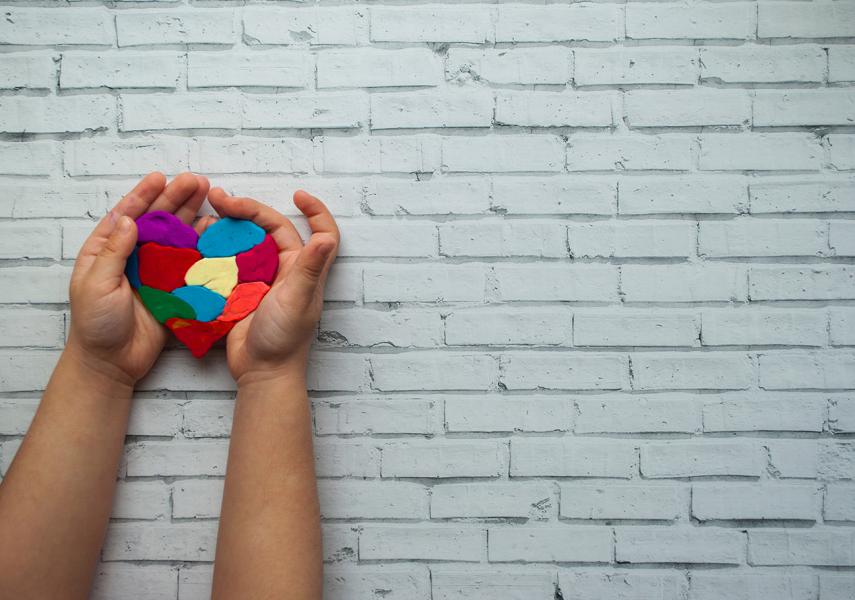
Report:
235,361,308,392
62,338,137,392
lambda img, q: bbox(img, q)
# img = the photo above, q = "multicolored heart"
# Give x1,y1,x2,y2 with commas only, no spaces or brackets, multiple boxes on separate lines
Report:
125,211,278,358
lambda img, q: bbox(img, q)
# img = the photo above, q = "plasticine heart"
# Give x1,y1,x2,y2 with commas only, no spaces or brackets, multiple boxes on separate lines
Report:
125,211,278,358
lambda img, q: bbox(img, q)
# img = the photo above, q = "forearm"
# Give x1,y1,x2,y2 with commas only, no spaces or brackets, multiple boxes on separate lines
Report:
212,368,322,600
0,343,134,599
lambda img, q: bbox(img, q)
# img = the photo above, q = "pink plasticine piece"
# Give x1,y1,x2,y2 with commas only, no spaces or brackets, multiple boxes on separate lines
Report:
236,235,278,284
136,211,199,249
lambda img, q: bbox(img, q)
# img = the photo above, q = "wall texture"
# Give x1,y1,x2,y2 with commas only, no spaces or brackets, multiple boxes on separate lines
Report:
0,1,854,598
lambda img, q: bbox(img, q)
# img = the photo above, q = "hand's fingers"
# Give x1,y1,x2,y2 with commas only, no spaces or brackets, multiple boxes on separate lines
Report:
111,171,167,219
148,172,200,216
294,190,340,242
87,215,138,288
208,187,304,251
193,214,218,235
174,174,210,224
279,233,338,309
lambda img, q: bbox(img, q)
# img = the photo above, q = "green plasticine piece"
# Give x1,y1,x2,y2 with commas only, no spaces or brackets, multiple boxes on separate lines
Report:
138,285,197,323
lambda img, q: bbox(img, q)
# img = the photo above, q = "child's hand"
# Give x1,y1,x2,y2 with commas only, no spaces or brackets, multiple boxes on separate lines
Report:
67,172,210,385
205,188,339,385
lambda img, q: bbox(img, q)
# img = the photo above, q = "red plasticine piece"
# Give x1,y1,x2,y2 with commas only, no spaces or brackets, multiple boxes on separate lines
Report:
165,318,235,359
218,282,270,322
236,235,278,285
138,242,202,292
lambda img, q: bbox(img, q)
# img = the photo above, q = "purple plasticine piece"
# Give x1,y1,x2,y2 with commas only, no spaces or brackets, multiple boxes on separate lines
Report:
136,211,199,249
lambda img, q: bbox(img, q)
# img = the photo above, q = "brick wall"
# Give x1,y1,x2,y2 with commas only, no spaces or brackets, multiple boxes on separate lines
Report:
0,2,854,598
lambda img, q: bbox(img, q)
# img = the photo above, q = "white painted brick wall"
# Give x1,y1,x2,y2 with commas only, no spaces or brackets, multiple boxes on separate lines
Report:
0,1,853,598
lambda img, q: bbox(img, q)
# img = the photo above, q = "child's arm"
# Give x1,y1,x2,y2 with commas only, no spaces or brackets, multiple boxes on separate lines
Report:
207,188,339,600
0,172,209,599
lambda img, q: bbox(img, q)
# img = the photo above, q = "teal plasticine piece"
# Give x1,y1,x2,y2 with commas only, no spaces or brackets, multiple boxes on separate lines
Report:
197,217,266,258
125,247,141,289
171,285,227,322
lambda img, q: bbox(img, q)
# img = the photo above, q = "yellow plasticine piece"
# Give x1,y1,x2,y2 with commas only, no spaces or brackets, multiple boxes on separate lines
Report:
184,256,239,298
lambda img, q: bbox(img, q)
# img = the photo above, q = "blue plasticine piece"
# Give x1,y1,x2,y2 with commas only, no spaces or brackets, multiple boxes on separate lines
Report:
170,285,227,322
125,247,141,289
197,217,266,258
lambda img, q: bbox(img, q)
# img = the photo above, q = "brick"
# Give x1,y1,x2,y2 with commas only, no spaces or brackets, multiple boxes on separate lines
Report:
821,575,855,600
751,267,855,301
0,53,55,89
448,47,571,85
502,352,628,391
702,308,827,346
830,396,855,432
432,482,554,519
116,9,235,46
749,181,855,213
489,526,612,563
0,265,70,303
321,308,442,347
0,350,61,392
0,141,58,176
0,95,114,133
560,571,687,600
496,91,616,127
318,135,442,174
700,45,825,83
326,567,430,600
496,5,623,42
689,572,817,600
243,92,367,129
495,265,619,301
445,396,571,433
64,138,190,176
440,221,567,258
825,484,855,521
243,6,364,46
830,46,855,83
703,394,825,432
492,178,616,215
568,134,693,171
103,522,218,561
754,90,855,127
445,308,572,346
616,527,744,564
700,134,821,171
191,137,311,174
632,353,753,391
621,265,747,302
511,439,637,478
342,221,439,258
324,263,363,302
307,353,366,391
627,3,755,39
126,441,228,477
766,440,819,479
575,395,701,434
830,308,855,346
323,524,359,563
625,90,750,127
189,50,311,88
0,398,37,434
560,484,685,520
113,481,171,520
181,399,234,438
367,177,491,215
381,440,505,478
0,310,63,348
568,221,695,258
364,264,486,302
179,565,213,600
371,352,497,391
359,526,484,561
641,441,763,477
371,6,490,43
318,48,441,89
574,48,698,86
619,176,748,215
61,52,181,89
818,440,855,480
433,569,554,600
692,483,818,521
315,398,439,435
574,310,698,347
0,221,61,259
749,530,855,566
121,93,240,131
443,135,564,172
700,219,826,257
315,441,379,478
91,565,177,600
758,2,855,39
0,8,113,45
127,398,182,436
320,480,428,520
371,90,493,129
827,135,855,171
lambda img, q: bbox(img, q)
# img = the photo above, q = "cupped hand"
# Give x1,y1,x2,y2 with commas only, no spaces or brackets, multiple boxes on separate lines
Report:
67,172,210,385
204,188,340,384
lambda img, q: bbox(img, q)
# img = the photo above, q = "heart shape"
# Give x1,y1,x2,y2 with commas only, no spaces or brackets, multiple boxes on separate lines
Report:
125,211,278,358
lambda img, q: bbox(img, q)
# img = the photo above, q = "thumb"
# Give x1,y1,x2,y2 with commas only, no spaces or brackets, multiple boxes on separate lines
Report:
89,215,138,286
283,234,337,305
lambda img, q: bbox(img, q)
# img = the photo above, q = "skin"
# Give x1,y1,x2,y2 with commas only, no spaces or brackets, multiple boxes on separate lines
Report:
0,173,337,600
